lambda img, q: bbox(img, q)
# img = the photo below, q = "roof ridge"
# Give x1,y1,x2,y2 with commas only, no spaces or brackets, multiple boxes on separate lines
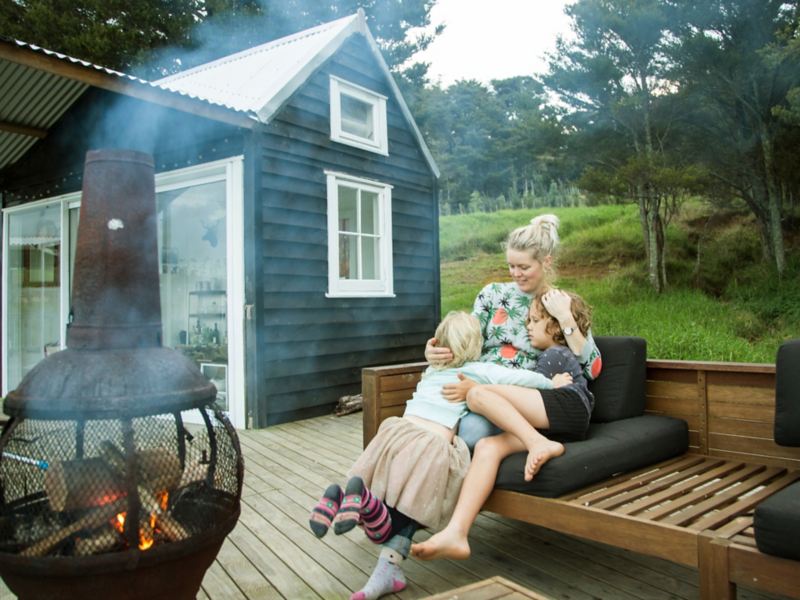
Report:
156,13,359,85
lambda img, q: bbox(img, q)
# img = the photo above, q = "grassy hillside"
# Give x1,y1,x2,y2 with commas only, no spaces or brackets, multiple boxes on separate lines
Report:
440,203,799,363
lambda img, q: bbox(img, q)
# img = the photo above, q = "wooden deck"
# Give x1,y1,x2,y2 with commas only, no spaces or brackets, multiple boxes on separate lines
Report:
0,412,792,599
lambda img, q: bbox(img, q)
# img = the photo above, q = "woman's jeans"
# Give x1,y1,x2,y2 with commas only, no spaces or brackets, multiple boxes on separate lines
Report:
458,412,502,452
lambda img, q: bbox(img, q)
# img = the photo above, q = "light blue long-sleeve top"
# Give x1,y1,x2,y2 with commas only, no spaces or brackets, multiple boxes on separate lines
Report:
403,361,554,429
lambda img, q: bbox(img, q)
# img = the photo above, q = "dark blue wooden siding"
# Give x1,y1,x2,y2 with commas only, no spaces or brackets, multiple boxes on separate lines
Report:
256,34,438,425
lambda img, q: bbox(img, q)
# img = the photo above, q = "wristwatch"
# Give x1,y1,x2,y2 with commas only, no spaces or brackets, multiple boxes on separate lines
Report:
563,326,575,336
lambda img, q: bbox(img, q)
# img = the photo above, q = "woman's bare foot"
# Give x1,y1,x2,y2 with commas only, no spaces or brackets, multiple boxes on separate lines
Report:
410,527,471,561
524,440,565,481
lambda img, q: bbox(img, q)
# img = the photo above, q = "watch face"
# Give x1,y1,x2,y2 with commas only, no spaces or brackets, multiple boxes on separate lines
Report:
563,327,575,336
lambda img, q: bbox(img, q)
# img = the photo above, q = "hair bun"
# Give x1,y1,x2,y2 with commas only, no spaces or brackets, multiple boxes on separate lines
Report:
530,214,560,230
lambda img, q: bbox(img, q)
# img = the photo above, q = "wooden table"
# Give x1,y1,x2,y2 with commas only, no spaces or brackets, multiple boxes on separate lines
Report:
423,576,553,600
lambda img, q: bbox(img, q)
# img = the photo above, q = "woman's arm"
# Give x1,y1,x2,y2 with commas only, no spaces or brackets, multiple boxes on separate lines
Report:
541,290,602,380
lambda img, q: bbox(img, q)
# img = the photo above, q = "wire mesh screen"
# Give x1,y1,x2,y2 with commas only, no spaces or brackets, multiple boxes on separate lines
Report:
0,408,241,557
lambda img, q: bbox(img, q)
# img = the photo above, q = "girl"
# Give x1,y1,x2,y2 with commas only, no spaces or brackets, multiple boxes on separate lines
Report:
412,291,595,561
309,311,571,600
426,214,602,449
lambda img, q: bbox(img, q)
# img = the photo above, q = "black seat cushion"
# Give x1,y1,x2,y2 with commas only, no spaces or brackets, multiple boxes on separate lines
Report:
589,337,647,423
493,414,689,498
775,339,800,447
754,481,800,561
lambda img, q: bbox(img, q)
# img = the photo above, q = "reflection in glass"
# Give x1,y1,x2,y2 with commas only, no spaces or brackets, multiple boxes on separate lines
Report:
339,234,358,279
361,236,380,279
341,93,375,140
157,181,228,405
338,186,358,232
361,191,378,235
6,205,62,389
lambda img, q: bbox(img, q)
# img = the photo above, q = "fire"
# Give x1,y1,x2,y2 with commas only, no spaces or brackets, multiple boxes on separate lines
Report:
110,492,168,551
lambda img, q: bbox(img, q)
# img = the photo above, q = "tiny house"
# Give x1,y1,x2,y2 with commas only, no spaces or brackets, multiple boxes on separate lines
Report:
0,11,440,428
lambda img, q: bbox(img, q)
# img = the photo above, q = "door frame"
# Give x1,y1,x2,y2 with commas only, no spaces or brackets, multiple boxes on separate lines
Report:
1,156,246,429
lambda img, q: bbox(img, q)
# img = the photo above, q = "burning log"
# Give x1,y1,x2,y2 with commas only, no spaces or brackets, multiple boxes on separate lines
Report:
74,528,119,556
21,498,127,557
100,442,189,542
44,449,182,512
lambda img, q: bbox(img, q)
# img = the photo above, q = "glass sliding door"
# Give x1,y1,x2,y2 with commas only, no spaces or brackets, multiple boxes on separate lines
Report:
3,204,63,390
157,180,229,413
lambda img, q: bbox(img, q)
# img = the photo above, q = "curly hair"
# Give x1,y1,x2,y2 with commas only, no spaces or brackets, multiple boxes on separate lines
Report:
532,290,593,346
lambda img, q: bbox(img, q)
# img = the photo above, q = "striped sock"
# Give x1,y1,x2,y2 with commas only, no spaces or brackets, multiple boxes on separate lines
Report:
334,476,391,542
360,487,392,544
334,476,368,535
309,483,343,538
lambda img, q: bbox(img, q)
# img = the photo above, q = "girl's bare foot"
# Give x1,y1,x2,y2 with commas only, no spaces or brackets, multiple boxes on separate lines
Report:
410,528,470,561
524,440,565,481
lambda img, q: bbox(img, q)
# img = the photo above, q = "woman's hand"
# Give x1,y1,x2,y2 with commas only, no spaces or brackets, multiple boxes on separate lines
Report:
551,373,573,388
541,289,573,324
425,337,454,366
442,373,478,402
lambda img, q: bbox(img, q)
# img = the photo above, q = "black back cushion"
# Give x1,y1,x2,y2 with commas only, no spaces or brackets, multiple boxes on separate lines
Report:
589,337,647,422
775,339,800,447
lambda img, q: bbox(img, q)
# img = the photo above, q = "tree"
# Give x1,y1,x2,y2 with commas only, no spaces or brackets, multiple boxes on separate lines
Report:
0,0,201,74
0,0,440,80
544,0,683,292
666,0,800,275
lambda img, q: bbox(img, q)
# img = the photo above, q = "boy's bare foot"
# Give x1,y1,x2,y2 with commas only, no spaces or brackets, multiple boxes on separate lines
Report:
524,440,565,481
410,528,470,561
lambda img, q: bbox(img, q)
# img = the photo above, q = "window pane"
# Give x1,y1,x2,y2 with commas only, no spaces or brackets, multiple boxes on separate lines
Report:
361,236,380,280
156,180,229,411
5,204,62,389
361,191,379,235
341,93,375,140
339,234,359,279
338,186,358,232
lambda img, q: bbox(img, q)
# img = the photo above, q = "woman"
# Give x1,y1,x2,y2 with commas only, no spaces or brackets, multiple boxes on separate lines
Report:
427,214,602,450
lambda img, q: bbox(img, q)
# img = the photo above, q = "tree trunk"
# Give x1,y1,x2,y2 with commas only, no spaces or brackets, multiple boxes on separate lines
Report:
759,125,786,275
638,191,651,264
645,205,664,293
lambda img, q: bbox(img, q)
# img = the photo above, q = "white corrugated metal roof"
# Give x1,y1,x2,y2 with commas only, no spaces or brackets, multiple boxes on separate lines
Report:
157,10,440,177
0,11,438,177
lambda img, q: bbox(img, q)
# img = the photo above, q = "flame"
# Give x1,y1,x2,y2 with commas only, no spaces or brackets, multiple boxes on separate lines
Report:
110,510,157,550
159,490,169,512
113,512,126,534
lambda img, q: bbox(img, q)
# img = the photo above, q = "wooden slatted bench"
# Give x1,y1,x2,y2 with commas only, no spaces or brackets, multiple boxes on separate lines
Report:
362,358,800,600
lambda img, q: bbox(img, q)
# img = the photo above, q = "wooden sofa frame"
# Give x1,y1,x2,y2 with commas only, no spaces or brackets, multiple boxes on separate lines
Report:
362,359,800,600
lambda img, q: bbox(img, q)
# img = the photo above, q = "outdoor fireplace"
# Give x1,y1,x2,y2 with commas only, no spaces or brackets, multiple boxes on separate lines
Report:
0,150,243,599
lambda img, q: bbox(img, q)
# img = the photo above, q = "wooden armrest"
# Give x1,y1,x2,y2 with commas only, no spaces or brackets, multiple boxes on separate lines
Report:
362,362,427,448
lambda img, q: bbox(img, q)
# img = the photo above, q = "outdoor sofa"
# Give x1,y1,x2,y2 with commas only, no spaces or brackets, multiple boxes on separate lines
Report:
361,336,800,600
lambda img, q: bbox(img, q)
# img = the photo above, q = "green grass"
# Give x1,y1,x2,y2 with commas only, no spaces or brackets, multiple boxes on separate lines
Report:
440,204,799,363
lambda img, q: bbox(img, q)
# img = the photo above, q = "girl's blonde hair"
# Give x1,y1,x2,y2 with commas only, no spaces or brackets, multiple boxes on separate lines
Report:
506,214,560,264
433,311,483,370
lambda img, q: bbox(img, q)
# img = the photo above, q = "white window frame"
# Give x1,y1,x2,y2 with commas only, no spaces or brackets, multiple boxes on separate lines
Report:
329,75,389,155
325,170,394,298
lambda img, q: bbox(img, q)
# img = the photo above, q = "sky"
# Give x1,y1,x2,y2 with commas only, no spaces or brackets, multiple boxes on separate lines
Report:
411,0,575,86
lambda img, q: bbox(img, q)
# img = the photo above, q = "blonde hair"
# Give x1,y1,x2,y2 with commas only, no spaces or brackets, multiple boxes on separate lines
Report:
433,312,483,370
507,214,560,263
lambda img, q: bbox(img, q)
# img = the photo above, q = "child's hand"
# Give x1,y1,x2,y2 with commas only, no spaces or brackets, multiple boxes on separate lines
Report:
443,373,478,402
551,373,573,388
426,337,454,366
